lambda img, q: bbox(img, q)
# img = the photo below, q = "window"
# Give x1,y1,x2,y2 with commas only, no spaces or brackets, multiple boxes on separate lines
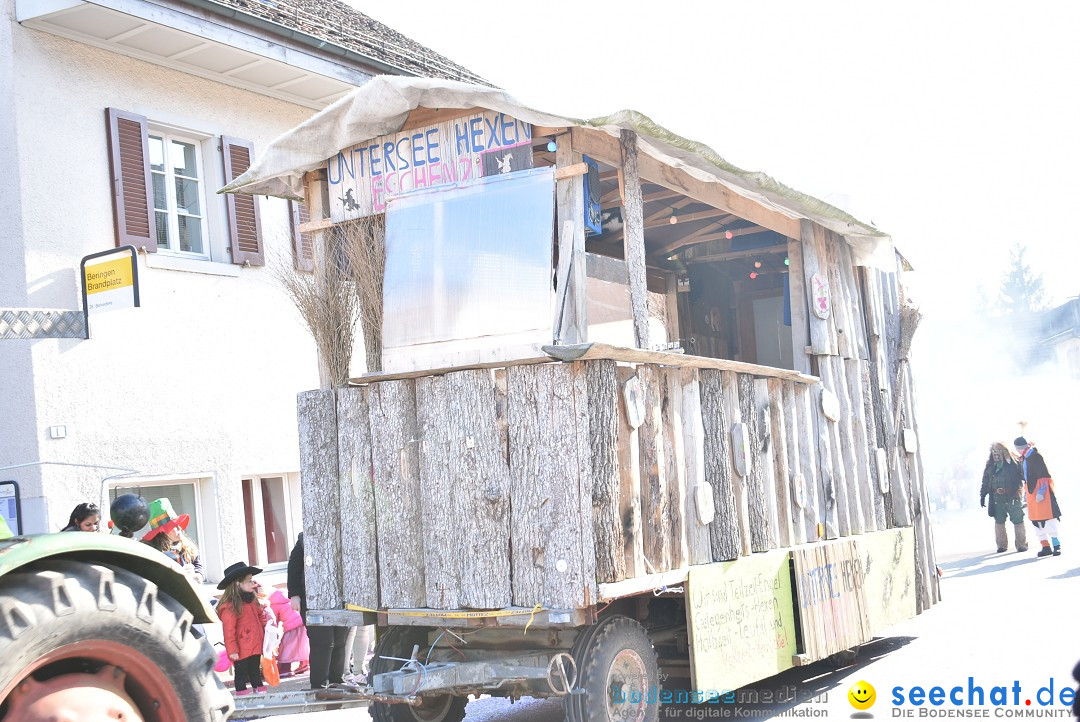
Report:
105,108,266,266
109,481,201,547
242,475,300,566
149,132,209,258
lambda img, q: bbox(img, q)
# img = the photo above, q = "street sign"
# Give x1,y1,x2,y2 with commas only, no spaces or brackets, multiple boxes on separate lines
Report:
81,246,139,319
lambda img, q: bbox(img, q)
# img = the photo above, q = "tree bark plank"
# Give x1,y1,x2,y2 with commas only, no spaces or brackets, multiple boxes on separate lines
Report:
754,377,781,548
816,362,848,537
662,368,688,569
699,369,740,561
297,389,343,610
787,236,812,374
800,220,836,356
832,355,865,534
782,380,808,544
416,370,511,609
587,360,623,584
368,379,426,608
739,374,772,552
677,368,712,565
508,363,594,609
767,378,795,548
615,366,646,578
336,387,378,610
724,370,753,556
795,383,822,541
845,358,877,533
637,364,670,571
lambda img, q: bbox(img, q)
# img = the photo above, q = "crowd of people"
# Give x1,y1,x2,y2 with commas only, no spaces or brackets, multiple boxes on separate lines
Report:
59,495,370,693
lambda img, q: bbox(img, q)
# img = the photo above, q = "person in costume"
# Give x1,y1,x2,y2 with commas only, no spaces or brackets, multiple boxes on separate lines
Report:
141,497,204,583
218,562,270,696
1014,436,1063,557
979,442,1027,552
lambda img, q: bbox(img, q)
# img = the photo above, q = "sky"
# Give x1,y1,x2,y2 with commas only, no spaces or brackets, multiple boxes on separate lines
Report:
349,1,1080,497
353,1,1080,314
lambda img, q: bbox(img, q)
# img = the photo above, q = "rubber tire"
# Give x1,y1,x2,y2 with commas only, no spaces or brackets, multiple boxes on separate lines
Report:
565,615,659,722
0,559,233,722
370,626,467,722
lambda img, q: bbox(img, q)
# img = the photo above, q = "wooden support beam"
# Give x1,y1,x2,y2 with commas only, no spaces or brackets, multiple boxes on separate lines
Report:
787,237,811,375
401,106,483,132
297,217,336,235
619,129,650,349
645,208,730,231
602,189,681,211
571,127,802,239
555,135,588,344
651,216,738,257
682,242,787,265
554,162,589,181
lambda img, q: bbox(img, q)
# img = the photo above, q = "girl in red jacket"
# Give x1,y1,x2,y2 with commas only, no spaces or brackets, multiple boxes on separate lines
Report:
217,562,270,696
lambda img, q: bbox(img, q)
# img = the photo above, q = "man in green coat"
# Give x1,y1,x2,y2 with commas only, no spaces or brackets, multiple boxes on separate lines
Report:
980,442,1028,552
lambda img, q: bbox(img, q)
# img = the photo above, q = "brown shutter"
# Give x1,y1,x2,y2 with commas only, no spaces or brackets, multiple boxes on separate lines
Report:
105,108,156,252
289,200,315,272
221,137,264,266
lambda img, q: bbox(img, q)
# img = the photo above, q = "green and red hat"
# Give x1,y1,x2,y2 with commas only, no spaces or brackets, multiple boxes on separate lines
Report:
141,498,189,541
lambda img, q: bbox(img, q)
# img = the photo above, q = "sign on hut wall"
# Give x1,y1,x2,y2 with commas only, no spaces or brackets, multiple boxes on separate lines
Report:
791,539,874,661
327,110,534,221
858,527,915,635
686,550,797,693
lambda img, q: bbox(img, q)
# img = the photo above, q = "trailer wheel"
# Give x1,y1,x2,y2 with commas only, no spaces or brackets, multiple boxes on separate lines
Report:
565,615,659,722
0,560,232,722
370,627,467,722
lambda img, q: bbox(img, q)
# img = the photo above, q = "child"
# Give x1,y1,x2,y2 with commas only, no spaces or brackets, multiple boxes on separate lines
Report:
60,502,99,532
141,498,204,583
260,582,310,677
217,562,270,696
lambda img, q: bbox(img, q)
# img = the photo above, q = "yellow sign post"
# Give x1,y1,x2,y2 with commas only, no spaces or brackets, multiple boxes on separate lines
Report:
80,246,140,336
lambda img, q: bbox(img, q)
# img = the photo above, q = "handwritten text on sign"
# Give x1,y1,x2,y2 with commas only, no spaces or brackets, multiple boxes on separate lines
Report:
686,550,796,693
326,111,533,221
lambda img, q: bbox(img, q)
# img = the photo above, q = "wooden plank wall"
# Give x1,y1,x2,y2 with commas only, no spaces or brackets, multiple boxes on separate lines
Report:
297,389,344,610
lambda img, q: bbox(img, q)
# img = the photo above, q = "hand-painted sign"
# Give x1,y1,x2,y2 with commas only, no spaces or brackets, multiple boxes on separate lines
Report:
857,528,915,635
686,550,797,693
791,539,873,661
810,272,831,319
81,246,140,320
327,110,534,221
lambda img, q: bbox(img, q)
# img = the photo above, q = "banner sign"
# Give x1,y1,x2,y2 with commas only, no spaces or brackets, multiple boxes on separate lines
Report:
327,110,534,221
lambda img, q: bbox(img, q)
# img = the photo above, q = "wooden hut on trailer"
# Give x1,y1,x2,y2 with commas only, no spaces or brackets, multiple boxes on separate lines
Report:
224,76,939,722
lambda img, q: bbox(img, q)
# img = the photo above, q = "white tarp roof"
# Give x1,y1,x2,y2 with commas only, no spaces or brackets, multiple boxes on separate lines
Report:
220,76,894,266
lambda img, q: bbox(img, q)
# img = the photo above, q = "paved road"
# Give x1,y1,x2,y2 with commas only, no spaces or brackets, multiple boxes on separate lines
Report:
251,502,1080,721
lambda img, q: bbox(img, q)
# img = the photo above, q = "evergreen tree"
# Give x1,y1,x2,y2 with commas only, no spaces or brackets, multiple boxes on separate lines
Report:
996,244,1048,314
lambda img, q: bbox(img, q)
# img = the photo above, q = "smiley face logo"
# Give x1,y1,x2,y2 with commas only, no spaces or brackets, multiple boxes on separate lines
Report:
848,680,876,710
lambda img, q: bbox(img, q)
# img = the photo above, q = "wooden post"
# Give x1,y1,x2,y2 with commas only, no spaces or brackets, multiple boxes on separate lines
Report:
699,369,740,560
297,389,343,610
787,236,811,374
782,380,807,544
768,378,795,548
723,370,752,556
816,363,848,537
368,379,427,609
620,129,650,349
304,171,334,389
831,356,865,534
556,135,587,344
336,387,379,610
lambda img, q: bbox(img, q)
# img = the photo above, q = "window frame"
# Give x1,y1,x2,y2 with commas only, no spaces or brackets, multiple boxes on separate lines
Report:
148,127,212,260
241,473,301,569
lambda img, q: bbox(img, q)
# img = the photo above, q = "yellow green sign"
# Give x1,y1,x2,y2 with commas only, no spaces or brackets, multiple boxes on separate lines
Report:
687,549,797,693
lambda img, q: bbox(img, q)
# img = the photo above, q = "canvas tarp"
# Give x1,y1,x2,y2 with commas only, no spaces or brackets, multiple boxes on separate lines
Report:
220,76,894,267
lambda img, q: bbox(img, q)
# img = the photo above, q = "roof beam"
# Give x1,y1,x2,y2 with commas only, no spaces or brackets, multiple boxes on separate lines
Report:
570,127,801,240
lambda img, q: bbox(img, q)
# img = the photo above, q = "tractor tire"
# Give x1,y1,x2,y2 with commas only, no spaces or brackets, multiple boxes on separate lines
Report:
565,615,659,722
0,559,232,722
370,626,467,722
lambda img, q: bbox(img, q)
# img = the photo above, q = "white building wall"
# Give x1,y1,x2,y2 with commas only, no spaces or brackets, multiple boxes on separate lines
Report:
0,12,328,581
